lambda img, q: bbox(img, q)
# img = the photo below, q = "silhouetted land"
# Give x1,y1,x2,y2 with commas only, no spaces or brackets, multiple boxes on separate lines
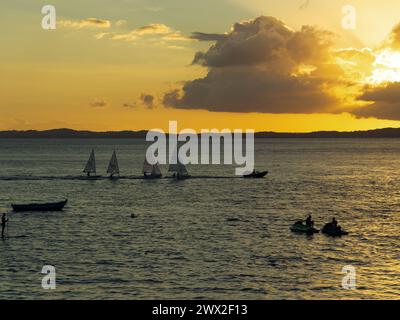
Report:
1,128,400,138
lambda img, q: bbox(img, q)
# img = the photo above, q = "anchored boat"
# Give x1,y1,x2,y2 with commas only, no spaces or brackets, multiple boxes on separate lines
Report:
12,199,68,212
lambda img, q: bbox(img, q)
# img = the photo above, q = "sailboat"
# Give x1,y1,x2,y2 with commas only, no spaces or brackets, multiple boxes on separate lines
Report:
107,150,120,179
175,162,190,180
83,149,98,178
168,149,190,180
143,159,162,179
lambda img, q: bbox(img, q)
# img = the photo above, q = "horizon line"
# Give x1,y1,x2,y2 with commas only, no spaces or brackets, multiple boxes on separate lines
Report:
2,126,400,134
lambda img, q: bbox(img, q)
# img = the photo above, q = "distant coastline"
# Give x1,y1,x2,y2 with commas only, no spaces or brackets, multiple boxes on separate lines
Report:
2,128,400,138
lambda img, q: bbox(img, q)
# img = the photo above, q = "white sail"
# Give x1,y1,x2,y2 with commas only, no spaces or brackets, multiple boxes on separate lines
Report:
107,150,120,175
83,149,96,174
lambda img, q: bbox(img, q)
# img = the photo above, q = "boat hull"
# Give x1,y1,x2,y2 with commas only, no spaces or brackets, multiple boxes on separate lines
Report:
176,174,190,180
290,222,319,234
243,171,268,178
321,223,349,236
12,200,68,212
144,174,162,179
80,175,102,180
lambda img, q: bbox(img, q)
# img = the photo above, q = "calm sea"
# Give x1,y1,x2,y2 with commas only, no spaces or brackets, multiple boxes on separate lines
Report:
0,138,399,300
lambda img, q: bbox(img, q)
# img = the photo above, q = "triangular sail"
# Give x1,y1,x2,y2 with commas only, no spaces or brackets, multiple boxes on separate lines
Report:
107,151,120,175
83,150,96,174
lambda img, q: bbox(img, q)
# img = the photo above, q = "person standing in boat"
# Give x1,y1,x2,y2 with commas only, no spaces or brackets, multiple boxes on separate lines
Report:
305,215,314,228
1,213,8,239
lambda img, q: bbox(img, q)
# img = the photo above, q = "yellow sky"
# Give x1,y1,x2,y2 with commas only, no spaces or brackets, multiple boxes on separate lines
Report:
2,0,400,132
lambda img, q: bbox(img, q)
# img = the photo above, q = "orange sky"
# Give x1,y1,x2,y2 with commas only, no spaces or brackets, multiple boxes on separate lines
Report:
2,0,400,132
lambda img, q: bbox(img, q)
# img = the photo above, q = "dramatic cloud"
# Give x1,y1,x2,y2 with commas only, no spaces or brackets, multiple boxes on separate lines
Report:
164,16,345,114
354,83,400,120
59,18,111,29
352,23,400,120
90,99,108,108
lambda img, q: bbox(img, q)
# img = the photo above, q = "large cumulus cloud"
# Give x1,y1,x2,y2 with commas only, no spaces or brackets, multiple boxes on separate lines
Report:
163,66,338,113
163,16,346,114
353,23,400,120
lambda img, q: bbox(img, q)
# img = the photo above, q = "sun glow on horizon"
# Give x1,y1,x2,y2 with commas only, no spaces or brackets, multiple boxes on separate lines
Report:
367,49,400,84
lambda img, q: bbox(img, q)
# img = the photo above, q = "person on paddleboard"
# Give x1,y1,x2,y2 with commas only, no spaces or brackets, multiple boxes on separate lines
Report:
1,213,8,239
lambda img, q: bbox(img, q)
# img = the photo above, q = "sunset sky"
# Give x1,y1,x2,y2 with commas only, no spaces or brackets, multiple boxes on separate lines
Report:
3,0,400,132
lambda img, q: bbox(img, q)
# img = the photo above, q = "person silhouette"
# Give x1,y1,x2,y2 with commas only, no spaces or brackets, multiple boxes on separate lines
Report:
1,213,8,239
306,215,314,227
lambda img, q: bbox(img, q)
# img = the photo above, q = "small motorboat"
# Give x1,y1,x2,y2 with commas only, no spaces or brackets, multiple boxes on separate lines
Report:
290,221,319,234
11,200,68,212
321,223,349,237
243,170,268,179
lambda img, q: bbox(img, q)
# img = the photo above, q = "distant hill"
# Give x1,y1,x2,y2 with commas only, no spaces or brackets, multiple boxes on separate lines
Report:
1,127,400,138
0,128,148,139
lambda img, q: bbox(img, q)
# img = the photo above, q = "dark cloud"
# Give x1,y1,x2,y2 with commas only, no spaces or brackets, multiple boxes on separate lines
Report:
191,17,332,68
163,16,342,114
164,67,337,113
140,94,155,108
354,83,400,120
190,32,228,42
163,90,180,107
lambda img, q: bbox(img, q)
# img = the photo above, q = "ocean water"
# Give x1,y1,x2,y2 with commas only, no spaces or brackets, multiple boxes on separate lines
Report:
0,138,400,300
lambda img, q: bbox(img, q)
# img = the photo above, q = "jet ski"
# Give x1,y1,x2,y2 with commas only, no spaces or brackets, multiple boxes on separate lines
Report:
243,170,268,178
290,221,319,234
321,223,349,236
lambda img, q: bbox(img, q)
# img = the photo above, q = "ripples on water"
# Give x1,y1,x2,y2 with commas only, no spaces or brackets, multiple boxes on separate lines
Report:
0,138,400,299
